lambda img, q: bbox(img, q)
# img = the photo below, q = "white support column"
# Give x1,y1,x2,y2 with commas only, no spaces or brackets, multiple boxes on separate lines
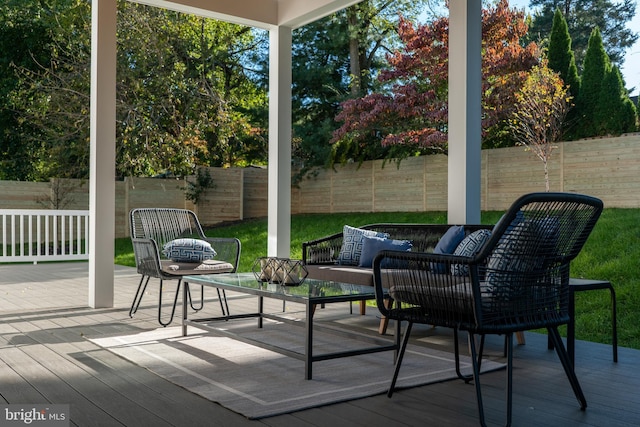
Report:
267,26,292,257
89,0,117,308
447,0,482,224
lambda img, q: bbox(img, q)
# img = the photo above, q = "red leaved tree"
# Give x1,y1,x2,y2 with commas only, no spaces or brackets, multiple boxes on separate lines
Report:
331,0,539,162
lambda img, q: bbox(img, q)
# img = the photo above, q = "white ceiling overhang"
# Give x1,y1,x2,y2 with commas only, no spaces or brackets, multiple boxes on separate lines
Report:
129,0,364,29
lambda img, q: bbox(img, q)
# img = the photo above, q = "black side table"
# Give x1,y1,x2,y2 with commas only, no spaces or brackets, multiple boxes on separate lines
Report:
550,278,618,365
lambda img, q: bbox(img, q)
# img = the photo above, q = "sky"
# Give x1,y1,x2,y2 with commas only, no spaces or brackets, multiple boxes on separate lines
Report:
510,0,640,97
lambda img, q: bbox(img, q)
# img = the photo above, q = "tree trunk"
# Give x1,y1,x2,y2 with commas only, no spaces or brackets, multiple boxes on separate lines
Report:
347,9,361,96
544,159,550,192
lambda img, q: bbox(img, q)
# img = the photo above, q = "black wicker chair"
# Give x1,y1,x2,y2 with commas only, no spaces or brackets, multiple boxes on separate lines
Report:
129,208,241,326
372,192,603,427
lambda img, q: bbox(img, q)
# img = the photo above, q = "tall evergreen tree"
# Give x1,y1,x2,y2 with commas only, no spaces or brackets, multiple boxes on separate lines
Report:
575,27,609,138
622,98,638,133
597,66,638,134
291,15,350,176
576,28,638,137
546,8,580,139
547,9,580,98
595,66,625,135
527,0,637,69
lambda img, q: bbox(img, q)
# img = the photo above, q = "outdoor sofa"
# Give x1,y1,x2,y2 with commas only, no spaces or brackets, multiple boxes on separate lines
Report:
302,223,493,333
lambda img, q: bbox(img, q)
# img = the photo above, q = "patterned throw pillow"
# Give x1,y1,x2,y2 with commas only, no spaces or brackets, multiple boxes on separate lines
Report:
486,214,559,300
162,238,217,263
450,229,492,276
337,225,389,266
358,235,413,268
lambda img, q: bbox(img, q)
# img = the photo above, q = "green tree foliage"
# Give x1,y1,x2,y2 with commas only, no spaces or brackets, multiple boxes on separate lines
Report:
3,0,267,181
291,15,350,175
290,0,432,178
0,0,82,180
331,0,539,163
344,0,429,96
527,0,638,69
574,27,609,138
547,9,580,99
573,28,637,138
116,2,268,177
546,8,580,139
595,66,638,134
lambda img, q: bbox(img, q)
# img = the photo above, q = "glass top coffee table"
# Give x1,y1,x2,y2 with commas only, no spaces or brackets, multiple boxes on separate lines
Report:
182,272,396,379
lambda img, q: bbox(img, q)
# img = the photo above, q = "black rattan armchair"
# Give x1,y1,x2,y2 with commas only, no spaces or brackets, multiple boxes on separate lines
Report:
129,208,241,326
372,192,603,426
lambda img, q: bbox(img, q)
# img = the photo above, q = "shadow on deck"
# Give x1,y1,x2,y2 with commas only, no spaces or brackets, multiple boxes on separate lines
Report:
0,262,637,426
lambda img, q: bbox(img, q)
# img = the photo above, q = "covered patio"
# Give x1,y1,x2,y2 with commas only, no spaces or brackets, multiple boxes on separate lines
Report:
89,0,483,308
5,1,634,425
1,262,637,426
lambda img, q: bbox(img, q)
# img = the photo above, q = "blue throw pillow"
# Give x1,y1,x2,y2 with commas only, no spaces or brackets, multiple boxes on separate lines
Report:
337,225,389,266
358,235,413,268
162,238,217,263
451,229,492,276
430,225,466,273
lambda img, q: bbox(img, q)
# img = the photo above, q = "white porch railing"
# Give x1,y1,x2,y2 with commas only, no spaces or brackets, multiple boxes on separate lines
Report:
0,209,90,264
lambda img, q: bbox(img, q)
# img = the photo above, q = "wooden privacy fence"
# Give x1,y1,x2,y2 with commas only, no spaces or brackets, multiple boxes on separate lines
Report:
0,134,639,238
0,209,90,263
292,134,640,214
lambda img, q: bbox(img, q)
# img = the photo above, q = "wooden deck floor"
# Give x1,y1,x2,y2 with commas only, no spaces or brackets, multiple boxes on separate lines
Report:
0,262,638,427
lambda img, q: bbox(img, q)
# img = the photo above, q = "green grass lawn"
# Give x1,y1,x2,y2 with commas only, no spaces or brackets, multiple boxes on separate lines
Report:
114,209,638,350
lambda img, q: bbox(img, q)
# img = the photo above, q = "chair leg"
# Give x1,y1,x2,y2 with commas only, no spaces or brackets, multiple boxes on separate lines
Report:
469,332,513,427
378,298,392,335
547,326,588,410
129,275,150,318
387,321,413,398
187,284,204,312
157,279,182,327
359,300,366,315
453,329,474,383
183,283,231,318
217,288,230,317
610,286,618,363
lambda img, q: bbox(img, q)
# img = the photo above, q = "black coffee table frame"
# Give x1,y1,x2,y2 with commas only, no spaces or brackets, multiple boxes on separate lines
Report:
181,272,398,380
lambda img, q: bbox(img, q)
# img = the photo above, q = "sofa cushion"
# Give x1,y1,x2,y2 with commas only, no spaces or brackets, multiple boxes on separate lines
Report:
160,259,234,276
162,238,216,262
337,225,389,266
431,225,465,273
305,264,374,287
358,235,413,268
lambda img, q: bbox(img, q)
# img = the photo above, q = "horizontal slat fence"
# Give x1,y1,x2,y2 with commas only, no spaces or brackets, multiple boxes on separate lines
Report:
0,134,638,238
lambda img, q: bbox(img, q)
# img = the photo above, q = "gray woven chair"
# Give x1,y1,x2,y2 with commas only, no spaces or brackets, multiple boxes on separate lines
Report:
373,192,603,427
129,208,241,326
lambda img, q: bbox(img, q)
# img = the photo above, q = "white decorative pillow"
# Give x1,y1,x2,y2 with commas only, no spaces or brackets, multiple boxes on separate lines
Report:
337,225,389,266
162,238,216,263
451,229,492,276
